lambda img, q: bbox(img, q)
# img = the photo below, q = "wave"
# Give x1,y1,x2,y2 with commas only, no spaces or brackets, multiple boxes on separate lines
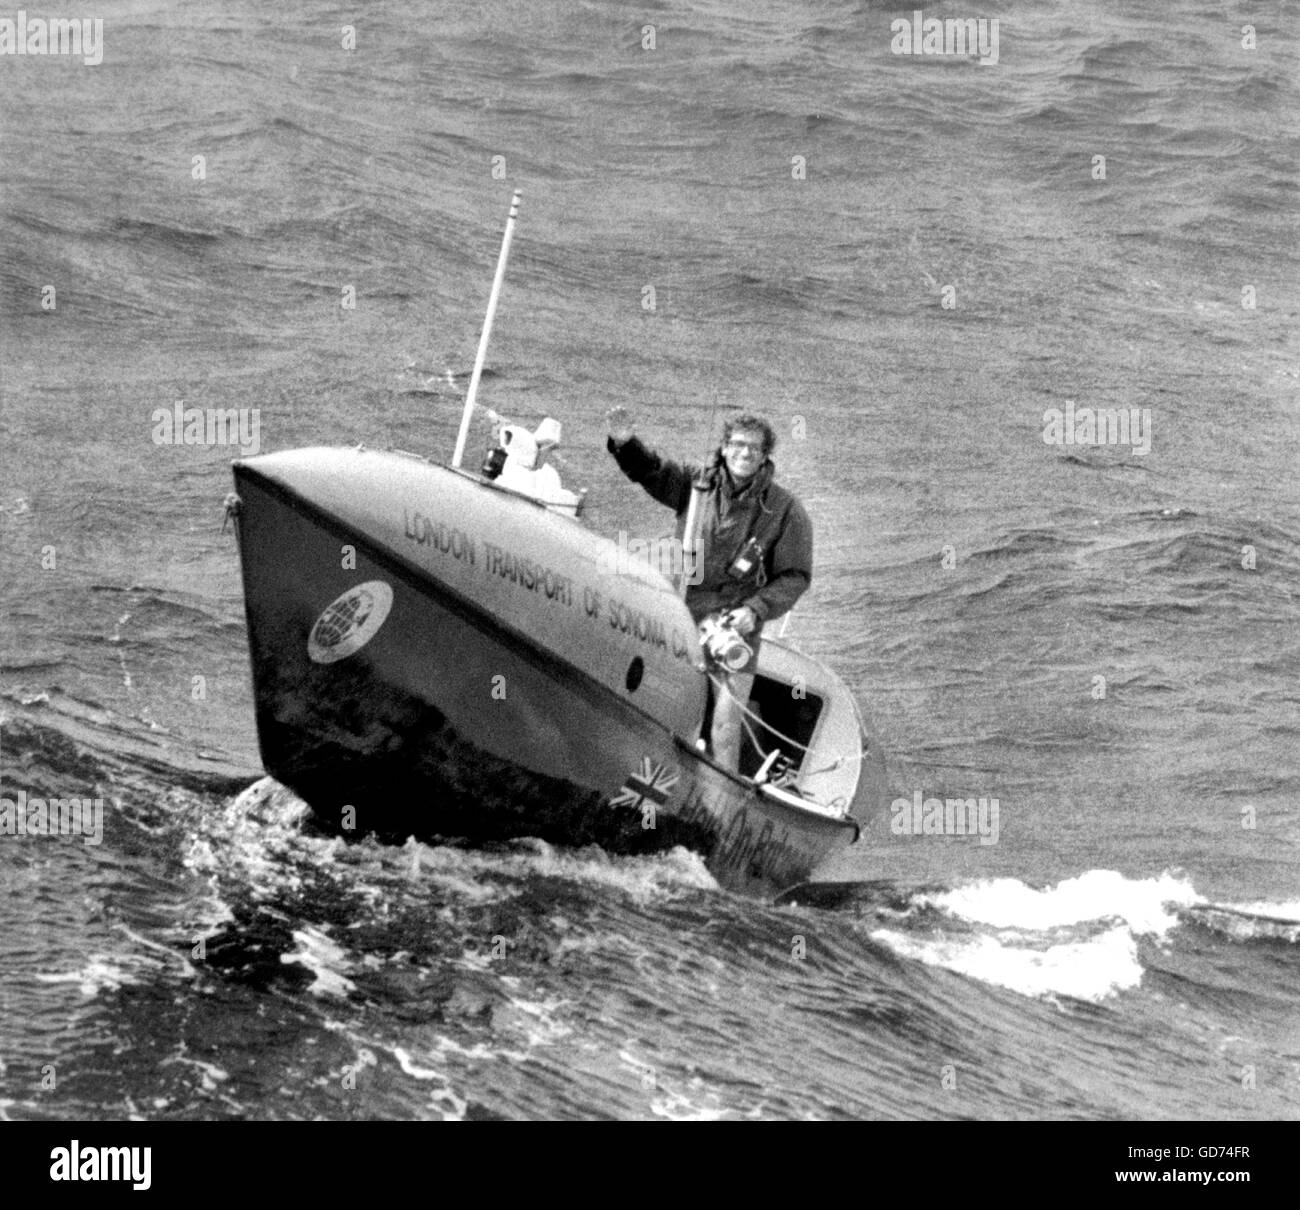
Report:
856,870,1298,1002
1184,900,1300,945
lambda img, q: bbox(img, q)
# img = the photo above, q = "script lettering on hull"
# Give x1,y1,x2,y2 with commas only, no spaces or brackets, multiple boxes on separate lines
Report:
675,783,807,888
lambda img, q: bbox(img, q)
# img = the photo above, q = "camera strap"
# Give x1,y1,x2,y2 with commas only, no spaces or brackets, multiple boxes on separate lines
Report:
725,493,783,588
703,460,784,590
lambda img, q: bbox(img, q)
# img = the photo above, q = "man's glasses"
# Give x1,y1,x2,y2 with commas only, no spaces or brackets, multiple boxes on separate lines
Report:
725,439,764,453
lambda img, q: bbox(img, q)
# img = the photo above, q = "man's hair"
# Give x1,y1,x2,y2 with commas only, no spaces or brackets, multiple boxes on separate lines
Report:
722,413,777,457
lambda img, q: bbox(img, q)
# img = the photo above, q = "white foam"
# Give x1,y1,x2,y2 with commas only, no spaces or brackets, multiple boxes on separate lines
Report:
871,922,1143,1002
918,868,1202,938
427,1085,468,1121
403,836,719,904
650,1088,729,1121
35,957,139,998
499,992,574,1047
161,1054,230,1092
866,869,1213,1002
398,838,520,904
284,926,355,997
393,1047,446,1081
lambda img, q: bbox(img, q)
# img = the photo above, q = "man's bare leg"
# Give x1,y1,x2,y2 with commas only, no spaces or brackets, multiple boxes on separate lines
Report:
710,671,756,773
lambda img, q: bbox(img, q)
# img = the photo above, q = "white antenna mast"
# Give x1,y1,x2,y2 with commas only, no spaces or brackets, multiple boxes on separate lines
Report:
451,189,521,469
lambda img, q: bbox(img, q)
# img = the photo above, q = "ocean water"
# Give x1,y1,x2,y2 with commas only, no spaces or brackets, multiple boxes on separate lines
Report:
1,0,1297,1122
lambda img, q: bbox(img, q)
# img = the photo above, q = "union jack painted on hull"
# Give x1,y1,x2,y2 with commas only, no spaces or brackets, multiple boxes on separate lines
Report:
610,758,680,810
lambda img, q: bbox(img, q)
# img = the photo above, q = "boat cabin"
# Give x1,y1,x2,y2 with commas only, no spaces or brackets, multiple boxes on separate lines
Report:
735,637,868,819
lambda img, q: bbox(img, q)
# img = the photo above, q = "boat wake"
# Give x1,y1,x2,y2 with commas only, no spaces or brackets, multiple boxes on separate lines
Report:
5,689,1293,1026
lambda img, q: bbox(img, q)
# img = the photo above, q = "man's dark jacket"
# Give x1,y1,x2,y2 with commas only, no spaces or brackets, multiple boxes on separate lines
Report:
607,435,812,640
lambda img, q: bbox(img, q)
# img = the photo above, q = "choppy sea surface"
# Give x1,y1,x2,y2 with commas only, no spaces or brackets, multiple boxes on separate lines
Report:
1,1,1297,1121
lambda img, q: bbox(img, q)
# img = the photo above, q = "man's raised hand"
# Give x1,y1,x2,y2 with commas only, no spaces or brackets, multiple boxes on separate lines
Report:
606,406,635,445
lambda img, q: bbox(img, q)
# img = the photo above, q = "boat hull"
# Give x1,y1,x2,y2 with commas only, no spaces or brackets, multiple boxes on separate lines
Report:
231,452,859,897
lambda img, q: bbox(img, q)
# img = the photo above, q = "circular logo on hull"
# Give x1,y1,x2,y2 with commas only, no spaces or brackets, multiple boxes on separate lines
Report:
308,581,394,664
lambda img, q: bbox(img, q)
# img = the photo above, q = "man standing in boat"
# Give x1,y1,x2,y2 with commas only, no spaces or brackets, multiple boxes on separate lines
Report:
606,407,813,773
